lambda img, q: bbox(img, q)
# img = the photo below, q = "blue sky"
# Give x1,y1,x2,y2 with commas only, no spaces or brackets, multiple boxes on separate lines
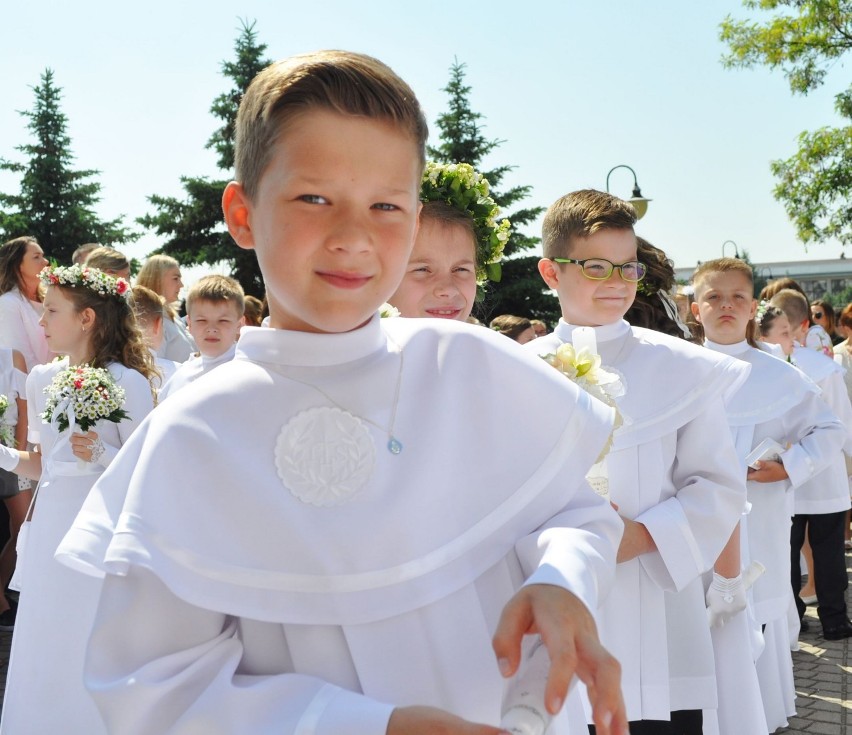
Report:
1,0,848,279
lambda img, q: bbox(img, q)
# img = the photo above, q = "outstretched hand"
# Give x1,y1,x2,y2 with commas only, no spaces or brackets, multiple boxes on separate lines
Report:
492,584,627,735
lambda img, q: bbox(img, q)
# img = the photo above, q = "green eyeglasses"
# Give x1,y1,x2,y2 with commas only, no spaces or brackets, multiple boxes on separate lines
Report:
551,257,647,283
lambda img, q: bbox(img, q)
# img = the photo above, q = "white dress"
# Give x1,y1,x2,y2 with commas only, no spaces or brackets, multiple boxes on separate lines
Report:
703,339,844,733
528,319,749,723
0,288,52,372
0,359,154,735
58,316,622,734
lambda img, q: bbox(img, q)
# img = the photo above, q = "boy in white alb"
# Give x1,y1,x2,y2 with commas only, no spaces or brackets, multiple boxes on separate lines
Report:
769,288,852,639
57,52,629,735
158,275,245,400
691,259,845,732
527,190,748,735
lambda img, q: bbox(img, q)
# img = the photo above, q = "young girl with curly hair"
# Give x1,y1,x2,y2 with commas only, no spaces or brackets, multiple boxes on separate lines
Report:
0,264,156,735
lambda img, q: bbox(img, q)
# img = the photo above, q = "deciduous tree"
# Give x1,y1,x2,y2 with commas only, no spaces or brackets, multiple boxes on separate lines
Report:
720,1,852,247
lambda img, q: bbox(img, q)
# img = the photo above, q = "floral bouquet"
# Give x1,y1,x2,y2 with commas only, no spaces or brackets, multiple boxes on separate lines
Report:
42,366,128,467
379,302,400,318
0,395,14,448
540,340,625,499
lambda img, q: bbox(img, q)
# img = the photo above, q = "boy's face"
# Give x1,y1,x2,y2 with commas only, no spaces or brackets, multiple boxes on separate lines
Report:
223,109,422,334
538,228,638,327
389,219,477,322
187,299,244,358
690,270,756,345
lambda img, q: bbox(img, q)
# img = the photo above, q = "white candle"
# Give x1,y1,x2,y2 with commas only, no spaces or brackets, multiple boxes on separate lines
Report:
573,326,597,355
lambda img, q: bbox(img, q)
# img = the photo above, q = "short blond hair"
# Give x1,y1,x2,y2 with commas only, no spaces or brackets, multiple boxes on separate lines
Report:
85,246,129,275
691,257,753,298
235,50,428,201
542,189,637,260
770,288,810,327
131,285,165,328
185,275,245,315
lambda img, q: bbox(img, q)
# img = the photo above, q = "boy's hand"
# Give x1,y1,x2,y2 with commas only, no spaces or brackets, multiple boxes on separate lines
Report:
492,584,627,735
387,706,507,734
747,459,788,483
616,516,654,563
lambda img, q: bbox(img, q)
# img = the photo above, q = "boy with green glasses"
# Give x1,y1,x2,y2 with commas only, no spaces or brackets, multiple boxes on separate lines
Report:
528,189,749,735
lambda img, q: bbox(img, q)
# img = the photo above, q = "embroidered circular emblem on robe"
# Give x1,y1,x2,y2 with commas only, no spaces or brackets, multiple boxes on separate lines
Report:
275,406,376,506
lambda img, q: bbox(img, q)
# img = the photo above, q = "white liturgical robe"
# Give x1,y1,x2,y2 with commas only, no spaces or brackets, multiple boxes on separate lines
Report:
528,319,749,722
703,339,844,734
59,315,622,735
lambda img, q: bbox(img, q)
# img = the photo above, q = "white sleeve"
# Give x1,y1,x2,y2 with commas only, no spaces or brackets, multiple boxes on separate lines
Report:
815,372,852,456
25,369,42,445
516,478,621,613
635,399,747,592
95,372,155,468
86,568,395,735
0,296,35,372
778,389,846,487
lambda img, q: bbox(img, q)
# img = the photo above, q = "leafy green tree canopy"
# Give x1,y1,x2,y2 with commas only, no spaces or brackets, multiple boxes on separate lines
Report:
138,19,270,296
429,59,558,323
720,1,852,247
0,69,134,263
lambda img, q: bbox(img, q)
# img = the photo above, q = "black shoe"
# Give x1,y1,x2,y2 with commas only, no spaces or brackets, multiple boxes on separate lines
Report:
0,605,15,632
799,619,810,634
822,621,852,640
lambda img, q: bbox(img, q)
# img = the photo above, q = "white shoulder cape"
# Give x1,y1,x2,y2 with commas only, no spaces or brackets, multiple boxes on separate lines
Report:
529,320,751,449
59,316,615,626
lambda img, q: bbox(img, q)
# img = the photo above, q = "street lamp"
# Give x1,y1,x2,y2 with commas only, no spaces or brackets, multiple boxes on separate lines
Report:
605,164,652,219
721,240,740,258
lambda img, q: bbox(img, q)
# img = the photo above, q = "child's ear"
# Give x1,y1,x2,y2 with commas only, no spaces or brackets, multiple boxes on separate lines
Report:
80,307,96,332
748,299,758,320
690,301,701,322
223,182,255,251
538,258,560,290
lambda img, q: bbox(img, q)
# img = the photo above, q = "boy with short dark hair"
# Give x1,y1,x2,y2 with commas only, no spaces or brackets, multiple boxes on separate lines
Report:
60,53,627,735
529,189,748,734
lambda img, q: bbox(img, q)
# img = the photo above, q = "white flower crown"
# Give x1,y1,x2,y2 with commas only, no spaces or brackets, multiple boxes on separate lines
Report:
39,264,131,300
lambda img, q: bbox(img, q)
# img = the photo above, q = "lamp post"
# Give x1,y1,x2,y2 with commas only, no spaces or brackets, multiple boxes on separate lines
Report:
605,164,652,219
721,240,740,258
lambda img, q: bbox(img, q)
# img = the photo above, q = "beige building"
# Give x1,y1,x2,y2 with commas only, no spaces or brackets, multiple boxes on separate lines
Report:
674,257,852,301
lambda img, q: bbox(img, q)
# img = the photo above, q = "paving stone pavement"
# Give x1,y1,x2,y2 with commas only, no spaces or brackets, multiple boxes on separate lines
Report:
779,549,852,735
0,557,848,732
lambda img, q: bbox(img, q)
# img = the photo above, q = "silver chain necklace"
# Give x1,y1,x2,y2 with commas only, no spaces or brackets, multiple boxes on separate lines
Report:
273,335,405,455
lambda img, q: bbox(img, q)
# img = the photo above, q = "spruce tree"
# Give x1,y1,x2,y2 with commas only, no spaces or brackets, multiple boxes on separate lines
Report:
138,19,270,295
0,69,133,263
429,60,558,324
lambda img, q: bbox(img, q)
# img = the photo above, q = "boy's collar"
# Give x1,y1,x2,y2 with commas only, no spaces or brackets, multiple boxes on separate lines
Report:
704,338,750,356
554,318,630,346
237,314,386,367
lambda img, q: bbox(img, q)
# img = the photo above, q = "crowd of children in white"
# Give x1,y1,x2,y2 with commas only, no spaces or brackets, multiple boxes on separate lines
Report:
0,50,847,735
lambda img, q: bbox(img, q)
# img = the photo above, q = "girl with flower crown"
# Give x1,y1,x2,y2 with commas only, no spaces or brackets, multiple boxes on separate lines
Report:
388,162,509,323
691,258,846,733
0,264,156,735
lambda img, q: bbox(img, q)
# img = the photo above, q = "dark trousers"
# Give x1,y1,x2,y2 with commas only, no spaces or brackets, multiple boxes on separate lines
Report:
790,511,849,627
589,709,703,735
